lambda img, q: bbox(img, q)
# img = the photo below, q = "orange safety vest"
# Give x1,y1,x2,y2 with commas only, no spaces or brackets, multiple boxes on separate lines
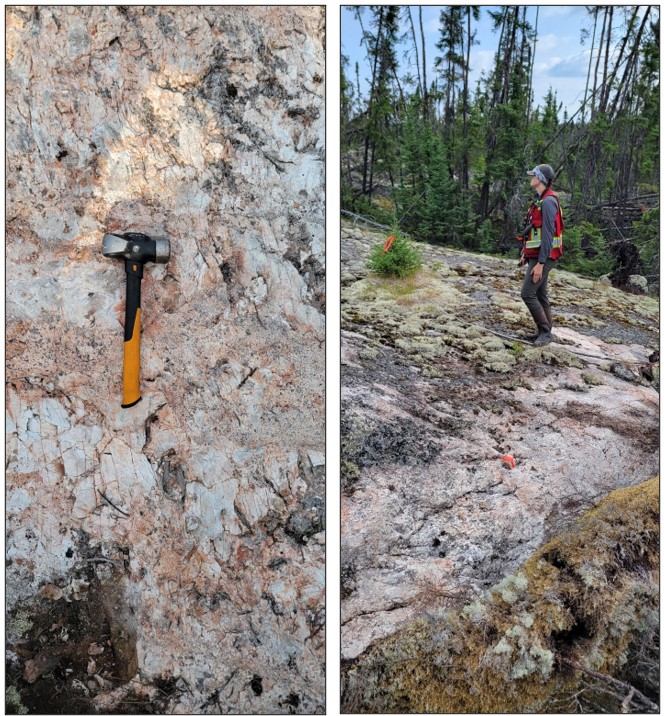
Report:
522,188,564,259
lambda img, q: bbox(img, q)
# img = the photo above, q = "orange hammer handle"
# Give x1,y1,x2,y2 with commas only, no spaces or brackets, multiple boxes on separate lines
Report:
121,262,143,408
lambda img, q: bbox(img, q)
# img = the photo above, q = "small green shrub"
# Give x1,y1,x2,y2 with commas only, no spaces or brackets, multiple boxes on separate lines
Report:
366,231,423,279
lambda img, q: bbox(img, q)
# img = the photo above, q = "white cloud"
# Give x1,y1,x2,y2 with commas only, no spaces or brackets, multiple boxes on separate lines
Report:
541,55,563,71
531,69,587,113
546,56,588,79
424,14,439,34
540,7,576,19
536,34,559,53
471,49,495,76
539,50,588,73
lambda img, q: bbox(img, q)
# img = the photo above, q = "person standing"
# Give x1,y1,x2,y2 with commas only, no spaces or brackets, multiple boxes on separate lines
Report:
519,164,564,346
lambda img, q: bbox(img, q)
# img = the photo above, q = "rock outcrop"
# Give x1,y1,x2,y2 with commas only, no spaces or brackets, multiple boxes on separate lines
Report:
342,479,659,713
6,7,324,714
341,220,659,661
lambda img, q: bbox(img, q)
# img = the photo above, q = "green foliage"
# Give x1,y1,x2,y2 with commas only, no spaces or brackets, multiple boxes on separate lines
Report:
559,220,614,277
396,117,481,249
366,230,423,279
632,207,659,288
510,341,525,357
343,6,660,281
476,219,498,253
342,174,397,226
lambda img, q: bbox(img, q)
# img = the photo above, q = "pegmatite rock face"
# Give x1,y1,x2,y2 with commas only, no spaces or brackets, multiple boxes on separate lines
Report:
6,6,324,713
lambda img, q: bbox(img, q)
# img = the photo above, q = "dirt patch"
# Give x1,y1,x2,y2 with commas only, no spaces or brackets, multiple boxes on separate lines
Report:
550,399,659,450
341,404,443,469
6,569,139,715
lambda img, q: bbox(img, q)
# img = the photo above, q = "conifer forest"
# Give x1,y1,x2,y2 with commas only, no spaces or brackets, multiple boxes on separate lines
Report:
341,6,660,290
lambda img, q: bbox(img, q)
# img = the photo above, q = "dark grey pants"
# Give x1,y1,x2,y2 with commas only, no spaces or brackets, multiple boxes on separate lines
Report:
521,257,557,314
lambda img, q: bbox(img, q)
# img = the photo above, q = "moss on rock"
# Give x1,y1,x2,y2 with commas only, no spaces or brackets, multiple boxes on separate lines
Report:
395,336,448,362
359,344,380,362
538,346,584,368
6,686,28,715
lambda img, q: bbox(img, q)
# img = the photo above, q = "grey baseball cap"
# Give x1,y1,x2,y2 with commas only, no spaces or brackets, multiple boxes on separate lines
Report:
527,164,555,183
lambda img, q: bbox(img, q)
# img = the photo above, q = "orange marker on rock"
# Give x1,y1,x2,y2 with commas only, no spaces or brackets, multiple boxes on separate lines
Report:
501,454,516,469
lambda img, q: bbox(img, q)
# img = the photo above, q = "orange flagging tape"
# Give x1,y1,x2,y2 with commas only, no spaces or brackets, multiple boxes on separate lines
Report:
383,235,396,253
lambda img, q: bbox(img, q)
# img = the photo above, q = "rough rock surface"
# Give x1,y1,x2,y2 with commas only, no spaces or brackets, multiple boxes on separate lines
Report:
6,7,324,714
342,479,659,714
340,220,659,660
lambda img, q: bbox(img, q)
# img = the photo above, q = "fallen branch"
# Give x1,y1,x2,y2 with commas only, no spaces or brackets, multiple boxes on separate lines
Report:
341,210,392,232
480,327,612,360
561,658,659,713
482,328,536,346
621,686,636,713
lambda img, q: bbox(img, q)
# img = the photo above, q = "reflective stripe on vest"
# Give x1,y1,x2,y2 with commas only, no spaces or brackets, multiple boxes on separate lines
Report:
525,227,562,250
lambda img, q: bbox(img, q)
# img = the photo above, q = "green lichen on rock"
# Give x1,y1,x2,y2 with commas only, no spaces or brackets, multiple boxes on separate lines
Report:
491,572,529,604
582,371,605,386
7,610,33,642
395,336,448,363
453,334,518,373
359,344,380,362
341,478,659,714
342,221,658,390
6,686,28,715
538,346,584,368
341,460,361,494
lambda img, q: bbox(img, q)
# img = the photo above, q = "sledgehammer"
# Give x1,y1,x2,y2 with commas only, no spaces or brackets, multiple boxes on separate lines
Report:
102,232,170,408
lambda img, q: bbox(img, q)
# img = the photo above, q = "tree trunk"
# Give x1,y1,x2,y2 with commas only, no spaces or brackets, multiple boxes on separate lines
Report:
362,6,384,195
527,6,539,125
5,7,325,713
407,7,423,98
599,6,614,113
491,8,508,109
601,7,639,113
500,8,519,105
419,7,428,123
591,7,608,119
609,8,651,118
461,7,472,190
582,8,599,124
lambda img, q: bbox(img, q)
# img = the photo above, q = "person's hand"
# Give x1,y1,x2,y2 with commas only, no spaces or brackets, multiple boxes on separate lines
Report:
531,262,544,283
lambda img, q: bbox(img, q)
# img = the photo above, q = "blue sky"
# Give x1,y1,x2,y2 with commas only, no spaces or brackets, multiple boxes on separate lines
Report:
341,6,651,117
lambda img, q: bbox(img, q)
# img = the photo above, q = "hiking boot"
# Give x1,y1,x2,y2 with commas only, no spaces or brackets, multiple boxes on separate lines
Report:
523,329,541,342
523,306,553,342
543,305,554,339
533,327,553,346
543,305,553,330
527,306,553,346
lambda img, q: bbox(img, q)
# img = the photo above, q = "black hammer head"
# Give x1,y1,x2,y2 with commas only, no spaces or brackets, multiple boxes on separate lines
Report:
102,232,170,264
